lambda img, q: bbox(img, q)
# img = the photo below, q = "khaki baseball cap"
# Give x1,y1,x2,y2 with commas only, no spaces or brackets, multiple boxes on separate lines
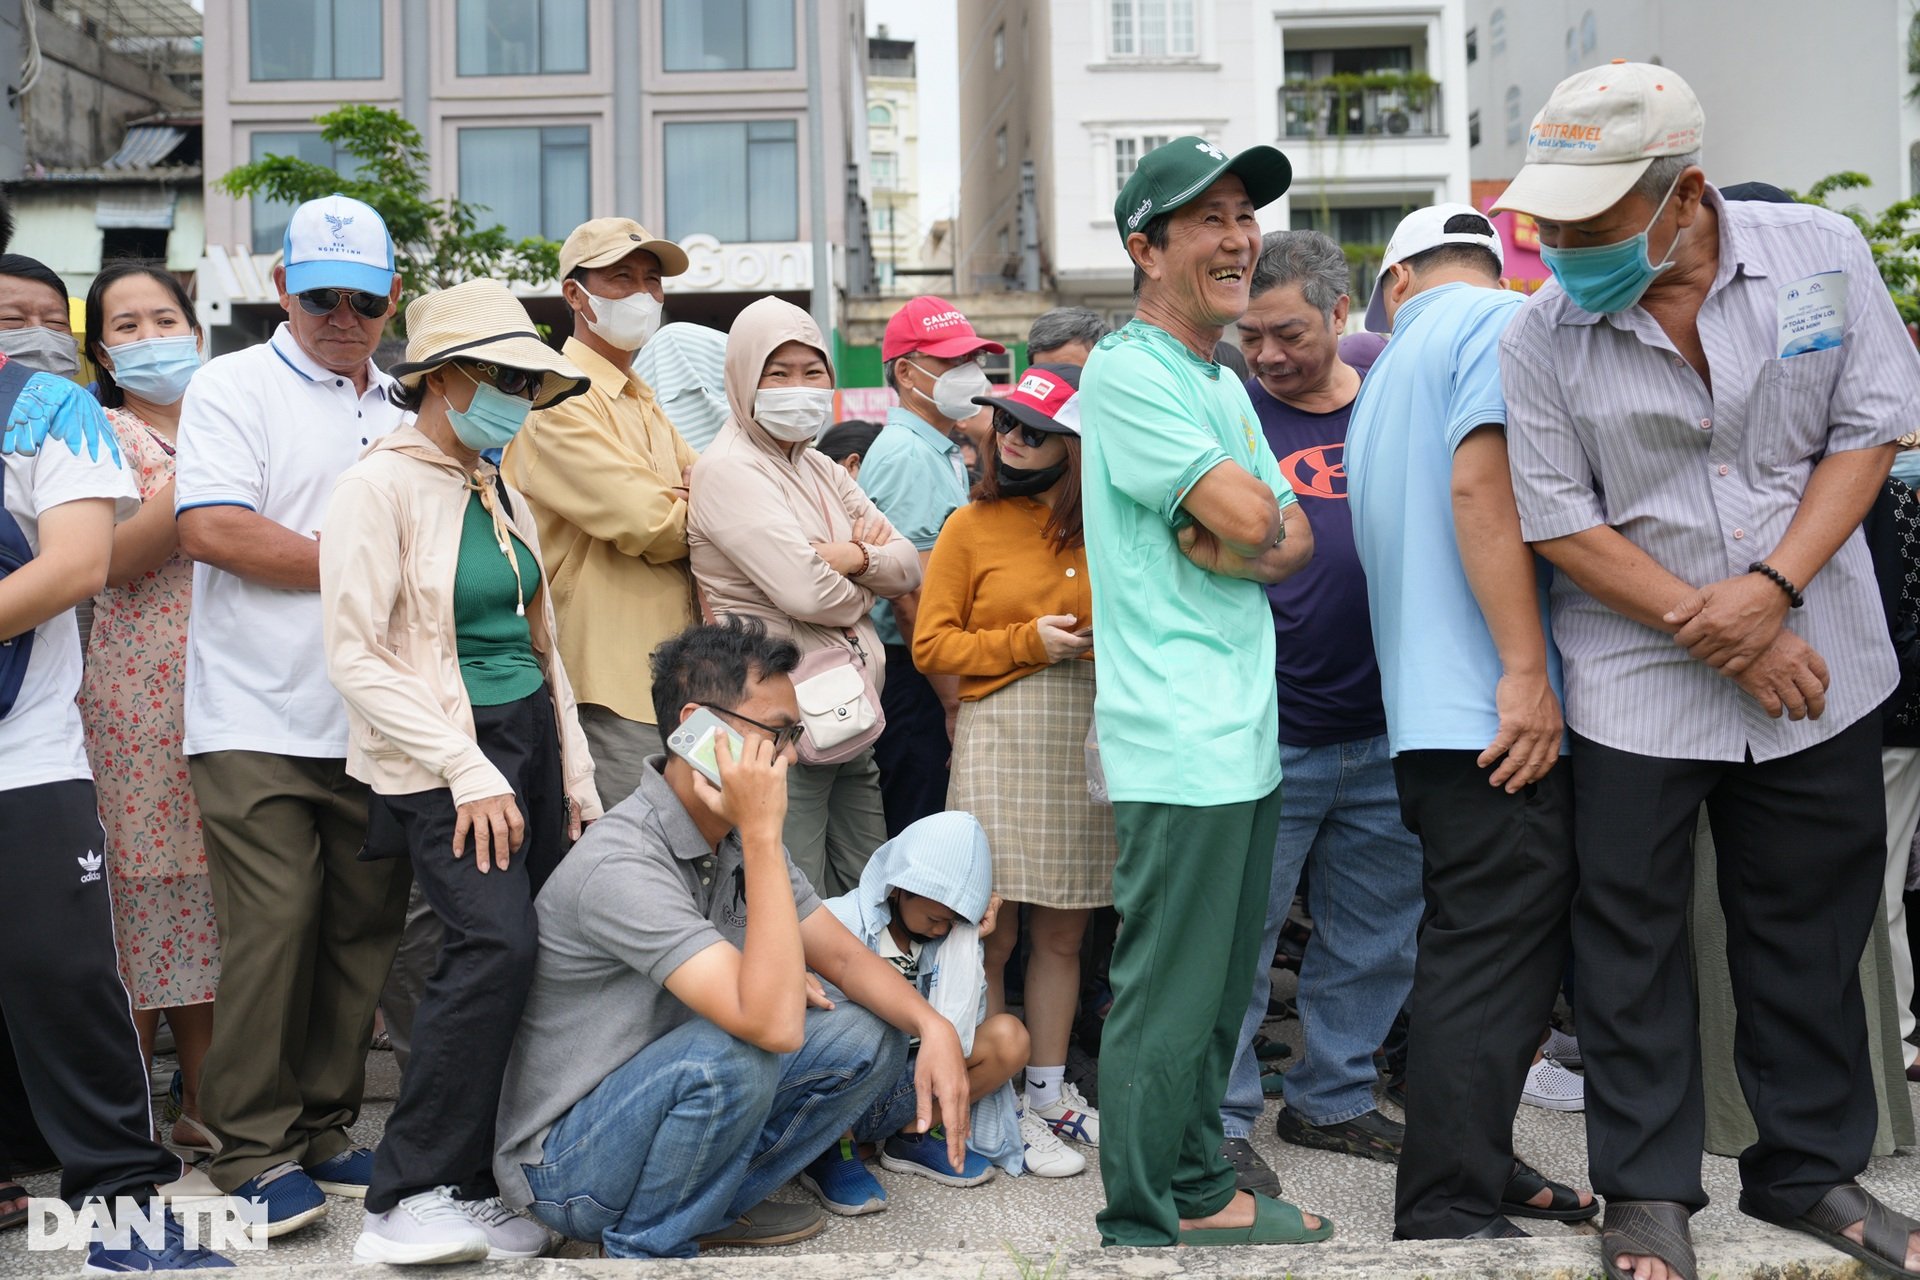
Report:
559,217,690,279
1492,61,1704,223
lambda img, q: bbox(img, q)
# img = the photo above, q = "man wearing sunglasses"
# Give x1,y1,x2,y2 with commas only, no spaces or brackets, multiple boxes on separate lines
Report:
173,193,411,1232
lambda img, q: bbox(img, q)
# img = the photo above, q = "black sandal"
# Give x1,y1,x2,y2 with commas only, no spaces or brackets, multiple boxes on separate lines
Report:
1599,1200,1696,1280
1503,1158,1598,1222
1777,1183,1920,1279
0,1180,27,1232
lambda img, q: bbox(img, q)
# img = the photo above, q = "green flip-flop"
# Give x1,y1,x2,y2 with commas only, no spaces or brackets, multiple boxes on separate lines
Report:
1179,1193,1336,1246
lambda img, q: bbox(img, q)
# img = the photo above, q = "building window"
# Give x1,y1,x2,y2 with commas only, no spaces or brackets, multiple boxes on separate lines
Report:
873,205,894,235
1504,85,1523,143
662,0,795,72
994,24,1005,70
250,131,365,252
249,0,382,81
456,0,588,76
664,120,799,242
1113,133,1170,197
1468,110,1481,147
1580,9,1598,54
1489,7,1506,54
1466,27,1477,63
868,102,893,127
995,126,1007,169
457,126,590,242
871,151,898,189
1109,0,1196,59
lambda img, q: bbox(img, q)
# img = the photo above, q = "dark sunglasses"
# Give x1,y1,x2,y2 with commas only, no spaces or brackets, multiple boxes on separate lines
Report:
704,704,806,751
992,409,1051,449
296,288,390,320
456,361,544,402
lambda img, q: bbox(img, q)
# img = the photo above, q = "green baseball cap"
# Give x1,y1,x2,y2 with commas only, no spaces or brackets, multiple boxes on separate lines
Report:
1114,136,1293,245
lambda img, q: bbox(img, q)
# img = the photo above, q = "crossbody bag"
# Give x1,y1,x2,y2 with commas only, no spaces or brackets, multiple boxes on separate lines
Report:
789,467,885,765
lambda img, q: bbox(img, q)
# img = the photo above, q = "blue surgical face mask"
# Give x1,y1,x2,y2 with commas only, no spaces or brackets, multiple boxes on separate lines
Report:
1538,175,1685,314
446,370,533,451
106,334,202,405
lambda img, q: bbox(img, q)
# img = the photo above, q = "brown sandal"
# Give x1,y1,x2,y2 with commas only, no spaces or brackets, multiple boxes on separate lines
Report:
1599,1200,1696,1280
1777,1183,1920,1279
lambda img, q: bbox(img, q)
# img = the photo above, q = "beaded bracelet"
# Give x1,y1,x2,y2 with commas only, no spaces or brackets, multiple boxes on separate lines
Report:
852,541,872,578
1747,560,1804,609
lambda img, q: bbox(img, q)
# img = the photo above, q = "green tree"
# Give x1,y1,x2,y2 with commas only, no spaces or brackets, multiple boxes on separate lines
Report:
217,104,561,313
1792,171,1920,325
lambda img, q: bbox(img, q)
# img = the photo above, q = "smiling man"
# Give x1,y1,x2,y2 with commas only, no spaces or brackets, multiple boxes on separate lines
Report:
1079,136,1322,1249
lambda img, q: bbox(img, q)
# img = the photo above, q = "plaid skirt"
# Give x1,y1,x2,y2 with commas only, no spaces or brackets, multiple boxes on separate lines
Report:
948,660,1116,909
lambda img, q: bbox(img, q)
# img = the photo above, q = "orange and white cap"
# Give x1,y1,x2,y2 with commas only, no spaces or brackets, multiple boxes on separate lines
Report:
1492,61,1703,223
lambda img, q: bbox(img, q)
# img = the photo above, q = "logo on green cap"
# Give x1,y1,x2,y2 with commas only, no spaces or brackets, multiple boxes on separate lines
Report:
1125,197,1154,230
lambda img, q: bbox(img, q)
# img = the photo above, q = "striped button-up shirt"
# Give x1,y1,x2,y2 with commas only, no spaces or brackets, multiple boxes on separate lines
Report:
1501,186,1920,762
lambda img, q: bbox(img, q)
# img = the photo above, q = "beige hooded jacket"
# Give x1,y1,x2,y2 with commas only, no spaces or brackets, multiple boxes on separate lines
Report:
322,423,602,819
688,297,919,682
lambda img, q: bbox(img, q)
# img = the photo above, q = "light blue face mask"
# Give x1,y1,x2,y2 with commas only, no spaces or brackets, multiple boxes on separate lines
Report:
107,334,202,405
446,367,533,451
1538,175,1684,314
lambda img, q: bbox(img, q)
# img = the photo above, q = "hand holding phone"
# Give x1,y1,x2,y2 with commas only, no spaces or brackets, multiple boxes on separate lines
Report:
1035,614,1094,663
667,707,745,789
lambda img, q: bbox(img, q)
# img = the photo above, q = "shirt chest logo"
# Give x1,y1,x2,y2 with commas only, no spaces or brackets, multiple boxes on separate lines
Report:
1280,443,1347,500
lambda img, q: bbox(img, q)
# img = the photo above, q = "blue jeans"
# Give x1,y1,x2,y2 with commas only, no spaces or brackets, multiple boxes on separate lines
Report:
520,1003,907,1259
1221,734,1422,1135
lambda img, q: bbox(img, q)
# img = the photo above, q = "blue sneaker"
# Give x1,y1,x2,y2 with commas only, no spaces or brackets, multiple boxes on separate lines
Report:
799,1139,887,1215
229,1161,327,1239
305,1146,373,1199
83,1209,234,1272
878,1128,995,1188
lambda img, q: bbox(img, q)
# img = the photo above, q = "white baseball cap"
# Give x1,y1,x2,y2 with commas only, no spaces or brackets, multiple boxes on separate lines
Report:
1492,61,1705,223
1362,203,1505,333
283,193,396,296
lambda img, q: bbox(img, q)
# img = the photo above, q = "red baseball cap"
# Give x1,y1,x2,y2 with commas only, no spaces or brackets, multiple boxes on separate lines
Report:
972,362,1083,437
881,295,1008,363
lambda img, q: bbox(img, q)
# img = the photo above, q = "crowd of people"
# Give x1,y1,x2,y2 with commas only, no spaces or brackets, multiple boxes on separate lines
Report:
5,58,1920,1280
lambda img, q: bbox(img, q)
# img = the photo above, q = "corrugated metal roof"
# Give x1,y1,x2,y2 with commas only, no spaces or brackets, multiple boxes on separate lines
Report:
95,187,175,229
104,123,187,170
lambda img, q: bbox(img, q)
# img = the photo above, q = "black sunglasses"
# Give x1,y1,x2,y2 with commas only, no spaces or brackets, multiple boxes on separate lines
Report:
296,288,390,320
992,409,1050,449
456,361,544,402
703,704,806,751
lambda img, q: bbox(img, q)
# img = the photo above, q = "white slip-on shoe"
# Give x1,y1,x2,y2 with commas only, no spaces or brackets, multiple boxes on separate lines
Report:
1520,1057,1585,1112
352,1186,489,1265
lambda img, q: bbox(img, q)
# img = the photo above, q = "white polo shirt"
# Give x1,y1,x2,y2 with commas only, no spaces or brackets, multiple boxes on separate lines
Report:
0,372,138,789
175,324,402,758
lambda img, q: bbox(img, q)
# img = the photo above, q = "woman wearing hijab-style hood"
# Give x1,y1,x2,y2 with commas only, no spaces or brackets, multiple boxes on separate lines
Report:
687,297,919,899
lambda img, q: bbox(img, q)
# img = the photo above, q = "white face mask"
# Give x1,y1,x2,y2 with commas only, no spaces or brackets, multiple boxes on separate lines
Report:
753,386,835,443
580,288,663,351
907,358,992,422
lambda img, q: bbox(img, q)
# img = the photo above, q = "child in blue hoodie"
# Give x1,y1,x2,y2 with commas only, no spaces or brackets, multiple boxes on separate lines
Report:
799,813,1057,1215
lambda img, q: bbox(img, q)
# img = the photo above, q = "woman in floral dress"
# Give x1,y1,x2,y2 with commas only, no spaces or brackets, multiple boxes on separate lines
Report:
76,262,217,1154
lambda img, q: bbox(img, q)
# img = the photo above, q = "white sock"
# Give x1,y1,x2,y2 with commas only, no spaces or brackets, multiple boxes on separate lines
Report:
1027,1064,1065,1110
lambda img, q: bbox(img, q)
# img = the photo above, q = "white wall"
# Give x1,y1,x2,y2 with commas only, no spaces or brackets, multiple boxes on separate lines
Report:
1468,0,1920,206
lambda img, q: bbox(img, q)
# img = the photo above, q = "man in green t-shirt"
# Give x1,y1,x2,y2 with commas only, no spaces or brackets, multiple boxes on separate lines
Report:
1080,136,1324,1249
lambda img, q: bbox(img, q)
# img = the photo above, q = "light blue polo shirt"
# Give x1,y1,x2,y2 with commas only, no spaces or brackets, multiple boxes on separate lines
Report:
1345,282,1563,756
1078,320,1296,807
859,404,970,645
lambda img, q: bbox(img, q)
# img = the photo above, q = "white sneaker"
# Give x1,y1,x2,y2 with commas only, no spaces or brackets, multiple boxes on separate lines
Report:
457,1195,551,1260
1521,1057,1585,1111
1018,1104,1086,1178
1542,1027,1582,1069
352,1186,489,1265
1031,1081,1100,1147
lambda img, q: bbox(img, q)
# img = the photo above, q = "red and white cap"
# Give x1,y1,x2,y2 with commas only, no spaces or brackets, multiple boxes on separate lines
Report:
972,362,1083,436
881,294,1008,362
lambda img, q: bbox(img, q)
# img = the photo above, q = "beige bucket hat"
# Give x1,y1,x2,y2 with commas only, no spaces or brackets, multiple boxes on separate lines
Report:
389,278,589,411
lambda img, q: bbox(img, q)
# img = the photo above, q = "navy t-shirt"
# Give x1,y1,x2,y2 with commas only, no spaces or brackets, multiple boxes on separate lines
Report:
1250,335,1388,748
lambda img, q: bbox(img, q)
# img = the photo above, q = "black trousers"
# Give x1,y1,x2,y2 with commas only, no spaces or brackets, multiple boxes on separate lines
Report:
364,688,569,1213
0,780,180,1207
1570,717,1884,1222
1391,752,1575,1239
874,643,949,838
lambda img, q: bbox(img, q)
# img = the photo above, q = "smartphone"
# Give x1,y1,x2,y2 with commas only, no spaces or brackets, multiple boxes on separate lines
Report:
666,708,745,789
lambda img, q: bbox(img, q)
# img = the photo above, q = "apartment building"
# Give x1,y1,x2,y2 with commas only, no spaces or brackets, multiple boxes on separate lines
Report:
198,0,870,343
867,26,933,296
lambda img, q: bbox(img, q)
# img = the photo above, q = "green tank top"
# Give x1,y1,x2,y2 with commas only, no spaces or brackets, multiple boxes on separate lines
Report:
453,491,545,707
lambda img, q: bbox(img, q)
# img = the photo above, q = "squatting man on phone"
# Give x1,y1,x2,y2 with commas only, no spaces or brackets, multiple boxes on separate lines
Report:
490,616,974,1259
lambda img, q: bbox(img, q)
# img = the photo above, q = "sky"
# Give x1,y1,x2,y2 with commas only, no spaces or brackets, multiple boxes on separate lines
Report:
867,0,960,238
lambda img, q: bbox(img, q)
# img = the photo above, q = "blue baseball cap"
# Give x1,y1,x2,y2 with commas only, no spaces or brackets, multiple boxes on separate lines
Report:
282,193,396,296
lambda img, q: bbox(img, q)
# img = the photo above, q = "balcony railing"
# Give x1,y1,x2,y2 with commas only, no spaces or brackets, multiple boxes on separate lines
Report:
1281,81,1443,141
